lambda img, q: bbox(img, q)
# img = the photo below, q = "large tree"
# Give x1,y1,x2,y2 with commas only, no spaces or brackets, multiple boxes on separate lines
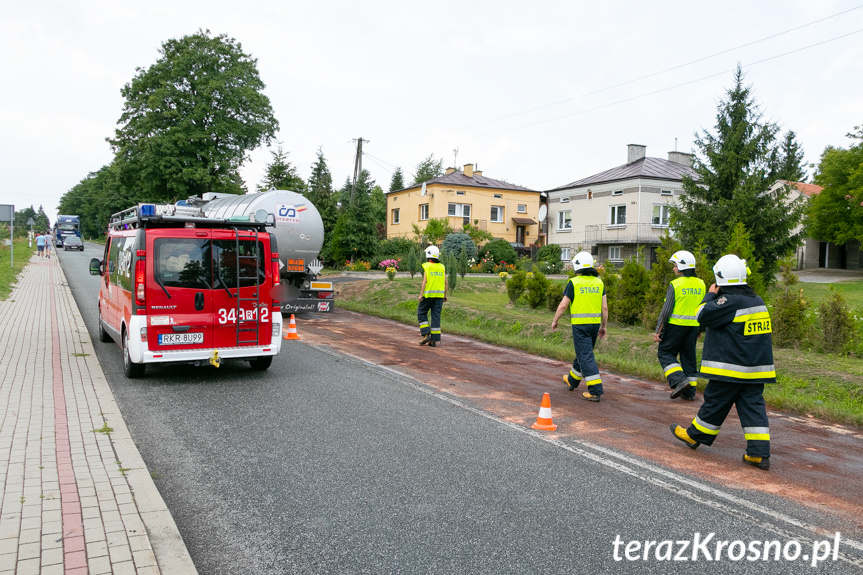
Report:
327,170,379,263
109,29,278,201
257,144,306,193
771,130,807,182
411,154,444,186
809,125,863,245
306,147,338,240
13,206,50,234
672,66,805,284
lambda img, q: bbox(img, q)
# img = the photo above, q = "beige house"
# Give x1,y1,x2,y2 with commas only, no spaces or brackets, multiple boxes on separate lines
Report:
386,164,542,246
546,144,696,268
770,180,863,270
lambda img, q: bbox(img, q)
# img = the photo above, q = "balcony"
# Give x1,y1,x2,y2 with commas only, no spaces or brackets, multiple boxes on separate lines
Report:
584,223,668,245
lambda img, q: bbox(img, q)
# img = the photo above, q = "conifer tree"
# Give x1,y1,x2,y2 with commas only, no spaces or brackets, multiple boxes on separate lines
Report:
257,144,306,193
389,167,405,192
672,65,805,285
306,147,338,240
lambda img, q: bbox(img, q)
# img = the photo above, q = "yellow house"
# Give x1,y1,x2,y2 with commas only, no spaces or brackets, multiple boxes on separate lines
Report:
386,163,542,246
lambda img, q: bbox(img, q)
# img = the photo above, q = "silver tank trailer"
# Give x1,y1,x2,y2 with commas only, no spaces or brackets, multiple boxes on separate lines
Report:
199,190,324,270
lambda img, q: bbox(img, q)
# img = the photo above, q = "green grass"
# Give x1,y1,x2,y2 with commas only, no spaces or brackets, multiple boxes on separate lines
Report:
339,276,863,427
0,238,35,300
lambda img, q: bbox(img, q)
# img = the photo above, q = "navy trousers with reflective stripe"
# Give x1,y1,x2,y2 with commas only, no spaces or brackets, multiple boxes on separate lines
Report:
686,380,770,458
657,324,698,395
417,297,443,342
569,323,603,395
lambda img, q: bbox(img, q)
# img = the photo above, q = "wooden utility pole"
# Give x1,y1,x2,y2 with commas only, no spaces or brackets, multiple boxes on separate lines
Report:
351,137,369,204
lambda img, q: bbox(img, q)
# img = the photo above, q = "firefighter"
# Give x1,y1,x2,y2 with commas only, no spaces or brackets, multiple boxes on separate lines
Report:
551,251,608,402
417,245,447,348
653,250,705,401
670,254,775,470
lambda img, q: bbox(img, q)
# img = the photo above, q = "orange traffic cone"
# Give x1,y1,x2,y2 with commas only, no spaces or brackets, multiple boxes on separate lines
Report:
283,314,301,340
531,393,557,431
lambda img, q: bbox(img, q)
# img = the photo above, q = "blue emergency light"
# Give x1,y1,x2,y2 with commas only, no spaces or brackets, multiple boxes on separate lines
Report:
139,204,156,217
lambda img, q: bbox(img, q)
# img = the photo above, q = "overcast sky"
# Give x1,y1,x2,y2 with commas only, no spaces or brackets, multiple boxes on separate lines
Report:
3,1,862,225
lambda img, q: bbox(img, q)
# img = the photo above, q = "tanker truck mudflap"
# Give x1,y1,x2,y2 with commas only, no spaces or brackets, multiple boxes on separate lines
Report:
272,257,333,313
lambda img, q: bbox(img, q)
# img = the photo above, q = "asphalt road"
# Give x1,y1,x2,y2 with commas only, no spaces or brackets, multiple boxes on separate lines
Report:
59,244,863,574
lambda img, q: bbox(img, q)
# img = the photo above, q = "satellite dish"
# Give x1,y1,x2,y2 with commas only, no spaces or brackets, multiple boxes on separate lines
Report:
420,182,427,196
537,204,547,221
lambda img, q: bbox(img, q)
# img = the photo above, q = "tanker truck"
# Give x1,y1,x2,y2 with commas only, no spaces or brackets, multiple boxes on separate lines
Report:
186,189,335,314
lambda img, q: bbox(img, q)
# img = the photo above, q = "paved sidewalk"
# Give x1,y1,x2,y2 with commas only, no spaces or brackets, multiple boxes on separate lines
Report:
0,255,196,574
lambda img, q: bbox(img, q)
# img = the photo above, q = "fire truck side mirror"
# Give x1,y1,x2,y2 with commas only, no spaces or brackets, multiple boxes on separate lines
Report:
89,258,103,276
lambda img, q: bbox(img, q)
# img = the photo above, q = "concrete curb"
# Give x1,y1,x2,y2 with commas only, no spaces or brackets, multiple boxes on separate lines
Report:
54,256,198,575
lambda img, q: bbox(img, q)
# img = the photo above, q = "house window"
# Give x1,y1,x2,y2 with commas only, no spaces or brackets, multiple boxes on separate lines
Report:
609,246,622,261
494,194,503,199
392,209,400,224
456,191,466,196
490,206,504,223
560,196,570,203
517,204,527,213
652,204,671,226
448,203,471,218
561,247,571,261
609,205,626,225
661,189,673,196
612,189,623,196
557,210,572,230
420,204,429,221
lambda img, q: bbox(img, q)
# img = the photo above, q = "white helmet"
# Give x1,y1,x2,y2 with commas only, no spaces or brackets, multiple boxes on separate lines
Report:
669,250,696,270
424,245,440,259
713,254,747,286
571,251,595,270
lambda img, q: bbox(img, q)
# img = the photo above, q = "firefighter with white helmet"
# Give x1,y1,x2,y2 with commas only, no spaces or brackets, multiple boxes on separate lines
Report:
551,251,608,401
417,245,447,347
653,250,705,400
670,254,775,470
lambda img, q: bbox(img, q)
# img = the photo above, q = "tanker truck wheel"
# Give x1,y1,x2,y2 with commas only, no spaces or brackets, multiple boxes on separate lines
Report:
249,356,273,371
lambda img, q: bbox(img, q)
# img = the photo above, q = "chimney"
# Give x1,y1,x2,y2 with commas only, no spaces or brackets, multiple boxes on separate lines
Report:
667,151,694,166
474,170,482,177
464,163,474,178
445,167,456,175
627,144,646,164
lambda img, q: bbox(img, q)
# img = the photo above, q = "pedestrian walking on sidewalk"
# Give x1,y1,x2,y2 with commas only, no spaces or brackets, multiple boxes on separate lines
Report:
417,245,447,348
653,250,705,401
44,232,52,258
552,251,608,402
670,254,775,470
36,232,46,257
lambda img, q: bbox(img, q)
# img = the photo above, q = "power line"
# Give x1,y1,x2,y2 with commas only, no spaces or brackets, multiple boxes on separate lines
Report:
467,27,863,140
381,6,863,146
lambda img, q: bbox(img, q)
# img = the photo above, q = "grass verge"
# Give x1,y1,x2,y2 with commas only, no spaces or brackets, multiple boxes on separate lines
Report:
0,239,35,300
337,276,863,428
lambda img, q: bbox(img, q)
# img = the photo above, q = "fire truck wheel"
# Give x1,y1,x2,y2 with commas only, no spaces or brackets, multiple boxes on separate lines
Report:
123,329,145,378
249,356,273,371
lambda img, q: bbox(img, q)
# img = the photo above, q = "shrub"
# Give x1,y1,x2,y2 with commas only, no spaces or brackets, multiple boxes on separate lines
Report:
483,238,517,265
616,253,648,326
598,261,619,320
524,268,549,309
546,280,565,312
441,233,477,263
404,248,421,278
506,271,527,303
377,237,418,261
770,258,809,349
536,243,562,264
458,249,468,279
442,252,458,293
819,289,854,354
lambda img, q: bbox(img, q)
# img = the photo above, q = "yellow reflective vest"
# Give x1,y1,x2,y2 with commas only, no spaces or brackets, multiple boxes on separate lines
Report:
422,261,446,298
668,276,706,326
568,275,604,325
